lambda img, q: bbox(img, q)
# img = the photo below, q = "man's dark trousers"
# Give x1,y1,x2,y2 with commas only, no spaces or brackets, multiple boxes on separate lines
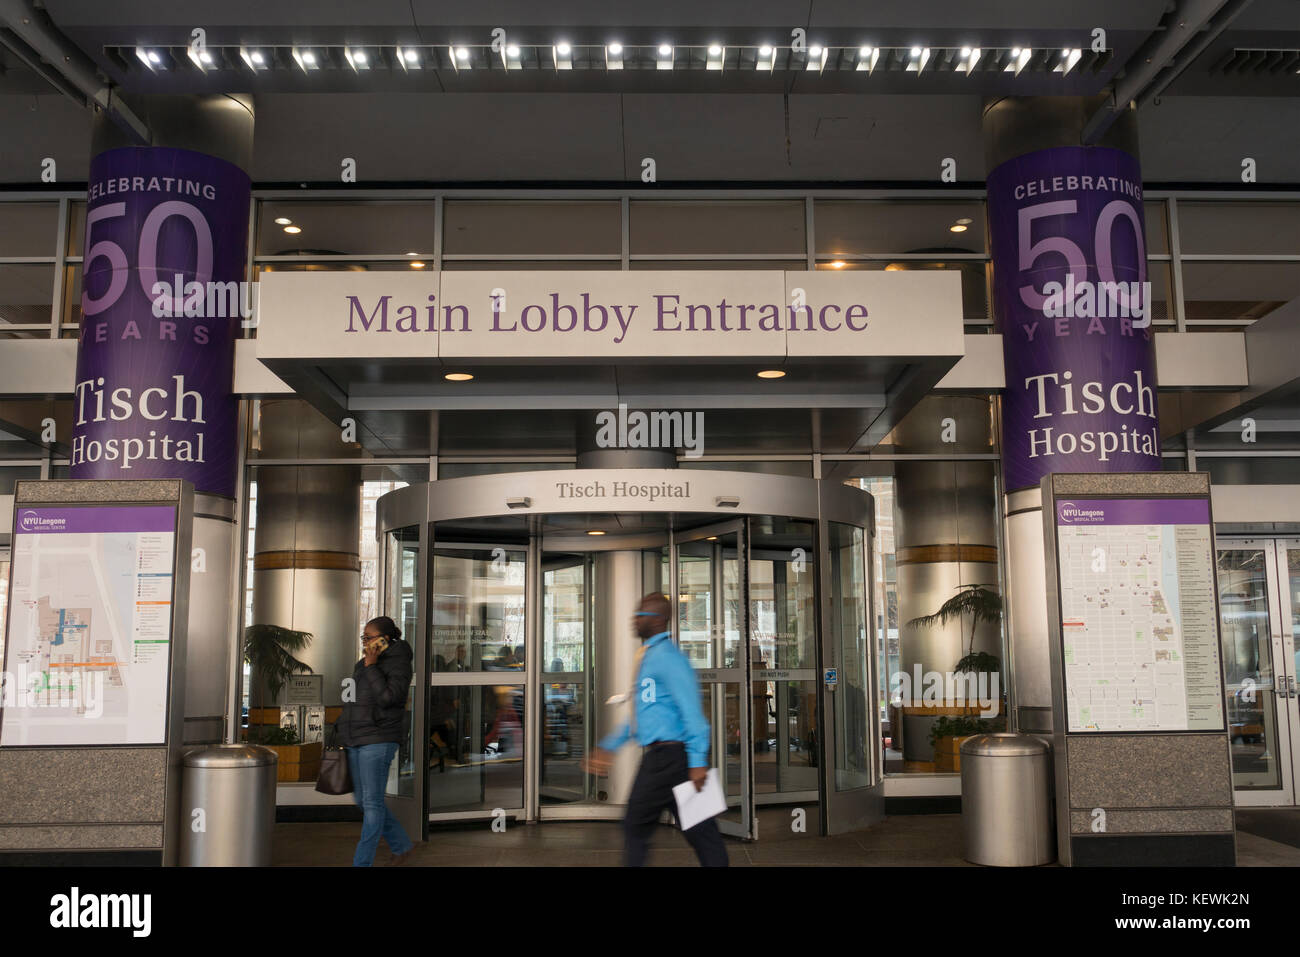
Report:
623,741,728,867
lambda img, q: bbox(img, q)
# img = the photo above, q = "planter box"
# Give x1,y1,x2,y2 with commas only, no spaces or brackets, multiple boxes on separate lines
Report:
264,742,323,782
932,734,978,773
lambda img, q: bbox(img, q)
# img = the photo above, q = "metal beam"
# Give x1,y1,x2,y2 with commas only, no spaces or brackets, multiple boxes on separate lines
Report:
0,0,150,143
1082,0,1229,144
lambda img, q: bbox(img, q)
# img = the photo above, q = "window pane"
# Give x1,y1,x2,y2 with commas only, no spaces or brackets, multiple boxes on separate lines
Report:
1177,203,1300,255
830,521,871,791
0,263,54,336
257,202,436,256
816,259,988,322
428,685,525,812
816,201,986,255
444,201,620,255
630,200,805,255
431,548,526,671
1182,261,1300,327
0,203,58,257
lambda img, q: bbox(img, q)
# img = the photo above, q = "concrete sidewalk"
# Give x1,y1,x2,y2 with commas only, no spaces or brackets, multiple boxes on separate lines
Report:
272,810,1300,867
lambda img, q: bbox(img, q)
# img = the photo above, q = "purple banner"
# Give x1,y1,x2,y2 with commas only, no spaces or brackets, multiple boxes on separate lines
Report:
14,505,176,535
1056,497,1209,526
70,146,251,498
988,146,1161,492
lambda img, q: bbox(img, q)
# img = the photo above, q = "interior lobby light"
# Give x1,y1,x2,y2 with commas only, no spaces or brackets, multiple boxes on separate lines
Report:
759,44,772,56
293,48,318,71
586,530,606,536
757,369,786,379
556,41,571,55
283,225,301,234
658,43,673,56
607,42,623,55
956,217,973,225
506,44,520,57
444,372,474,381
859,45,872,57
911,46,922,57
828,260,847,268
136,47,162,70
455,47,470,61
274,217,292,225
241,48,268,70
949,224,968,233
708,44,722,56
409,261,426,268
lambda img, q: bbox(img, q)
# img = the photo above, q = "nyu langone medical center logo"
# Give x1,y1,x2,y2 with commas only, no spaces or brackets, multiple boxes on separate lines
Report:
1058,501,1107,524
19,510,66,532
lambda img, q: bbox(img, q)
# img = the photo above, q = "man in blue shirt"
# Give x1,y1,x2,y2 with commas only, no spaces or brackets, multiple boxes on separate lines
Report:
584,593,728,867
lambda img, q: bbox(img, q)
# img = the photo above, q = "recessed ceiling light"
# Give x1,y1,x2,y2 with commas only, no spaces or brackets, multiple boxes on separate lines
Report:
301,50,316,64
199,50,213,64
274,217,291,225
555,41,571,55
757,369,786,379
809,44,823,57
759,44,773,57
148,50,161,64
884,263,904,271
708,43,722,56
949,224,968,233
956,217,973,225
961,47,972,57
444,372,474,381
455,47,470,60
403,48,419,63
406,251,418,256
409,261,426,269
250,50,265,64
586,530,606,536
353,50,367,64
283,225,301,234
859,46,872,57
608,41,623,55
828,260,847,269
658,43,673,56
1011,47,1022,57
506,44,520,57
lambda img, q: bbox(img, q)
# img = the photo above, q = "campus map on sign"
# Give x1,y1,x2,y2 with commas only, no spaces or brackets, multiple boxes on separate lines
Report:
1055,498,1225,733
0,506,176,746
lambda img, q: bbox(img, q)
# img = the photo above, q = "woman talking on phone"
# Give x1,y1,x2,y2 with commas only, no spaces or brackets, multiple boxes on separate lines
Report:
337,615,416,866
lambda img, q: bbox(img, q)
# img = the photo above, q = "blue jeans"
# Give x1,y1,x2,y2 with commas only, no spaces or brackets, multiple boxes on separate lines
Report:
347,741,414,866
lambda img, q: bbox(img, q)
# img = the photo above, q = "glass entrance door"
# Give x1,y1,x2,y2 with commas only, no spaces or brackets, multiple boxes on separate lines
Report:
675,521,754,839
426,539,528,821
1217,538,1300,805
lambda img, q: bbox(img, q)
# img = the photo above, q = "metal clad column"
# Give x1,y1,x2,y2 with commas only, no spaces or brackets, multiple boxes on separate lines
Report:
74,96,254,743
251,400,362,707
984,97,1161,732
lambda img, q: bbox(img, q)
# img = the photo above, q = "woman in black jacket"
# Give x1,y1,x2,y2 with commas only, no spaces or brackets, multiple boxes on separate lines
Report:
338,616,416,866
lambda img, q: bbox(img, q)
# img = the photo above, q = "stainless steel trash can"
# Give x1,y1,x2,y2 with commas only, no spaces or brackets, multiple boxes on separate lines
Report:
180,744,278,866
960,732,1054,866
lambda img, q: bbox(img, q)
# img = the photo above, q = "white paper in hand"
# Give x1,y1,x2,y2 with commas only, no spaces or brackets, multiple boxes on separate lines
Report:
672,768,726,831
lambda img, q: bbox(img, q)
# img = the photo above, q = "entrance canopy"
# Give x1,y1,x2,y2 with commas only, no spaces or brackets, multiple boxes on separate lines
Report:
255,268,966,456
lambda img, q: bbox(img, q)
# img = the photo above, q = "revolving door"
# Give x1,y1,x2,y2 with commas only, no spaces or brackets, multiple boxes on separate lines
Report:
375,469,880,839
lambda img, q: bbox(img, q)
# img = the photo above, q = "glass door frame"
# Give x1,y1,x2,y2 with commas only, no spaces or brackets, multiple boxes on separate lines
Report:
379,521,428,840
1219,536,1298,806
673,518,755,840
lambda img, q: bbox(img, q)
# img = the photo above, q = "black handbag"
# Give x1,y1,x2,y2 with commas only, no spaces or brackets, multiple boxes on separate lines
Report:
316,745,352,795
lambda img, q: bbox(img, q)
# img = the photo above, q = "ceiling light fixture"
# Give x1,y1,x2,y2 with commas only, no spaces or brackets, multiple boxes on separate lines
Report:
759,44,772,56
956,217,973,225
397,46,421,69
859,45,872,57
657,43,674,69
606,41,624,69
949,224,968,233
658,43,673,56
506,44,520,57
455,47,470,60
292,48,319,71
409,261,426,268
911,46,922,57
555,41,571,55
274,217,292,225
586,530,606,536
240,48,268,70
136,47,162,70
757,369,786,379
708,43,722,56
607,41,623,55
283,225,302,234
828,260,847,269
444,372,474,381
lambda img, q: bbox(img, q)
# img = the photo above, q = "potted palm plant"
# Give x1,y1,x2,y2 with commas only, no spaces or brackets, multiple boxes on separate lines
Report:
243,625,321,781
907,584,1004,770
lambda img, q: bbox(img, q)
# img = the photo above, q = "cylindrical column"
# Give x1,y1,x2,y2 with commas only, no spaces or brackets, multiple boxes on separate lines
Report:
250,399,361,708
73,96,254,744
892,396,1000,765
984,97,1162,732
591,550,643,805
